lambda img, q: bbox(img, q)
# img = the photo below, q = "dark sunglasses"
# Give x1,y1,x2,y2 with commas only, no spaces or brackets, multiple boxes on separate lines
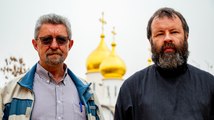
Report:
37,36,69,46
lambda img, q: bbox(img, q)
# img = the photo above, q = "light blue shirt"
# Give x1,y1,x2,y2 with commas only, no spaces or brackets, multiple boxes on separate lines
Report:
31,63,86,120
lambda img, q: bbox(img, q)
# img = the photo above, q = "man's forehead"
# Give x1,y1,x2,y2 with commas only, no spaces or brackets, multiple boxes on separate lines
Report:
38,24,68,36
153,14,179,21
151,15,182,27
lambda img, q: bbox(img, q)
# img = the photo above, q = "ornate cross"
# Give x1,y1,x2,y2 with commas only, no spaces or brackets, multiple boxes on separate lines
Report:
99,12,107,34
111,26,117,41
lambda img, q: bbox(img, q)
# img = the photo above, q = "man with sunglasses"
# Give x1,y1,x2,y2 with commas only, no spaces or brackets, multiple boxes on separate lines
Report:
0,13,104,120
114,7,214,120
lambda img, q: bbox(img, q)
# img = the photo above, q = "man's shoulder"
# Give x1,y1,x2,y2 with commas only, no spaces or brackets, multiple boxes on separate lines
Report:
122,65,155,86
187,64,214,79
187,64,213,75
127,65,155,79
1,74,26,101
2,74,25,89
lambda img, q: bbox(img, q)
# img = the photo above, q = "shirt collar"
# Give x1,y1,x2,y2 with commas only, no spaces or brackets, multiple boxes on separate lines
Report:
36,63,68,85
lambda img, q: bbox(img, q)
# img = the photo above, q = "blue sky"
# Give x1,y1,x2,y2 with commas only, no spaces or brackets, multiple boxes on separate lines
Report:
0,0,214,86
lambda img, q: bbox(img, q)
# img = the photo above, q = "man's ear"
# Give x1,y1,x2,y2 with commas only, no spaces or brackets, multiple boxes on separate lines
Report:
185,33,189,41
32,39,38,51
149,38,153,44
69,40,74,50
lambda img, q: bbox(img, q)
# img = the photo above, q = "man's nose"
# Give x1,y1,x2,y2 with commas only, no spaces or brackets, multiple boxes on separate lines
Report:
163,33,173,43
49,38,59,48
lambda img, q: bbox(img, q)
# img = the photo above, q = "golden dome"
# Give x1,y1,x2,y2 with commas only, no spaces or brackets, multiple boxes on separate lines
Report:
86,34,111,73
147,58,153,66
99,41,126,79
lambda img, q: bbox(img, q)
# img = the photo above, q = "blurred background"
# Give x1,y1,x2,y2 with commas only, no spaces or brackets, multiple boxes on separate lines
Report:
0,0,214,86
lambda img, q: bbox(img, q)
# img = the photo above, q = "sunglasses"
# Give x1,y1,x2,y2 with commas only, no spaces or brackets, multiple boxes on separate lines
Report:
37,35,69,46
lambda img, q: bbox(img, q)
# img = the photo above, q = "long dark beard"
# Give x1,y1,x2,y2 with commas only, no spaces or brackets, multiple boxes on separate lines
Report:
151,40,189,69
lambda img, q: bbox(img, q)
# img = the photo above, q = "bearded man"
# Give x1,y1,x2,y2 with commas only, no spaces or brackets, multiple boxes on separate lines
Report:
114,7,214,120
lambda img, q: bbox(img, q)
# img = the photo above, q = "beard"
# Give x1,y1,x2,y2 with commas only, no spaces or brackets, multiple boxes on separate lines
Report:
151,40,189,69
45,50,65,66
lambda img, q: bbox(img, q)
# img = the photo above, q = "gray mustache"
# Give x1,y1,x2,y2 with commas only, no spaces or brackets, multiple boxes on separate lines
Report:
46,50,62,56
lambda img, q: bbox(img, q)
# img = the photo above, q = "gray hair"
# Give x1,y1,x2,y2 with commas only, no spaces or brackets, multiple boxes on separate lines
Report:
34,13,72,39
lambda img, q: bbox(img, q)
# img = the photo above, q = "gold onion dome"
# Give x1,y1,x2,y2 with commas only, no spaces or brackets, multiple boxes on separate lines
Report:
100,41,126,79
147,57,153,66
86,34,110,73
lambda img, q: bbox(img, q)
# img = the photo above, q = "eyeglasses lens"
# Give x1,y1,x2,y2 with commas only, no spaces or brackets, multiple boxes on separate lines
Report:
38,36,68,45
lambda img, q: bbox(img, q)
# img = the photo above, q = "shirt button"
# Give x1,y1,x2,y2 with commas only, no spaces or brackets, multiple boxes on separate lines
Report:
57,116,62,120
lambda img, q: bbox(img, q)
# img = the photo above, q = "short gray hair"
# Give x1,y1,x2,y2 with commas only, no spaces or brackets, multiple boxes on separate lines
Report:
34,13,72,39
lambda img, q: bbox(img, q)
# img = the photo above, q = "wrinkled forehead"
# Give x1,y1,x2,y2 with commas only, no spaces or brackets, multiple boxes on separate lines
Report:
153,14,179,22
151,15,182,29
38,24,68,36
